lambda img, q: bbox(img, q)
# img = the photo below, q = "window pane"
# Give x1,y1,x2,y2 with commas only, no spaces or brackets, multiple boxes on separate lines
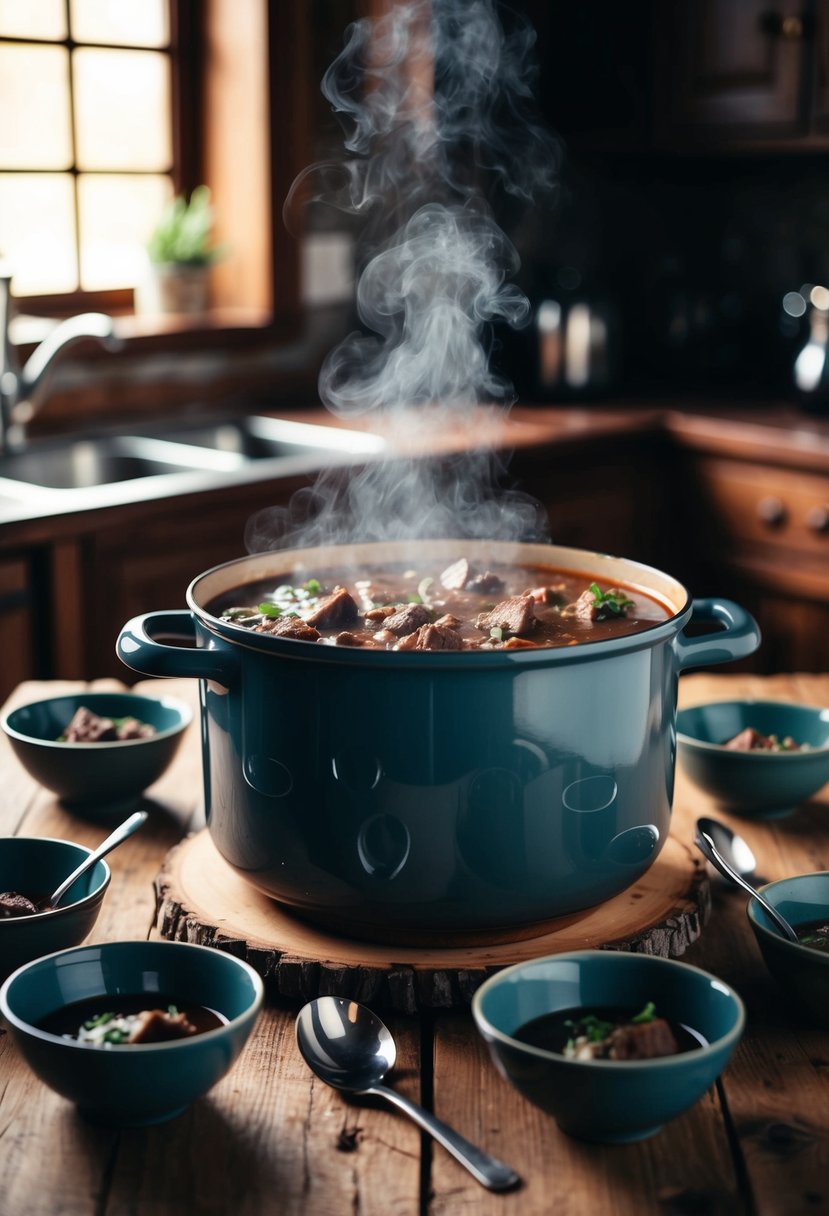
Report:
0,44,72,168
74,47,171,170
0,174,77,294
78,173,172,289
0,0,66,40
70,0,168,48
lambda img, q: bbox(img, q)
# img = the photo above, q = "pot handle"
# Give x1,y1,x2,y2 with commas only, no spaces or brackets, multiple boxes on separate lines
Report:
117,610,238,685
674,598,761,672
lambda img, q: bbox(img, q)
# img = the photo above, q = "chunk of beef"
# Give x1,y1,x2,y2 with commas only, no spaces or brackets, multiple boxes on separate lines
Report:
434,613,462,629
476,595,536,638
440,558,471,590
0,891,40,918
116,717,156,740
439,558,505,595
256,616,320,641
365,605,396,621
65,706,118,742
397,623,465,651
304,586,359,629
528,584,566,607
465,570,505,594
334,631,365,646
573,588,599,622
383,603,433,637
128,1008,199,1044
606,1018,679,1061
724,727,774,751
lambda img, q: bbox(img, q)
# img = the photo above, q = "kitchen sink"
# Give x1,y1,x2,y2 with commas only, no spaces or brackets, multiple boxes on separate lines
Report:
0,415,385,510
154,415,386,460
0,435,245,491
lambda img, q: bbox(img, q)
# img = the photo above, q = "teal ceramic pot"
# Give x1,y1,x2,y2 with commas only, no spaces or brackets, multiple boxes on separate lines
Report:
0,837,110,978
471,950,745,1143
677,701,829,818
747,872,829,1026
0,940,264,1125
116,540,760,939
1,692,192,816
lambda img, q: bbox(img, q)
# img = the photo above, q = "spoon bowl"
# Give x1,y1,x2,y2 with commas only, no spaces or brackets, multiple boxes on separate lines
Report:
296,996,520,1192
694,817,799,943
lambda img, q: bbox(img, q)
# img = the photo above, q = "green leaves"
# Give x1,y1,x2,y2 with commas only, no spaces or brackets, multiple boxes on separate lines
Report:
589,582,635,619
631,1001,656,1024
147,185,226,266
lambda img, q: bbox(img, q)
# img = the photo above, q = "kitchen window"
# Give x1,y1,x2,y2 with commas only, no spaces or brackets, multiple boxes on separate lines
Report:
0,0,195,312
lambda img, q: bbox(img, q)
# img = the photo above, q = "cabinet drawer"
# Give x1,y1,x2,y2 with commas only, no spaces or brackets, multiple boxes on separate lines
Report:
691,458,829,558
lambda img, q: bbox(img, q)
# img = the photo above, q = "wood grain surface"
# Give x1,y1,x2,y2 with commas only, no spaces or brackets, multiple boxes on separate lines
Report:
153,828,708,1012
1,672,828,1216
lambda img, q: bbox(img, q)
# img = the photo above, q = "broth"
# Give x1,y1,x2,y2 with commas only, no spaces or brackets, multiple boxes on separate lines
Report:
39,993,227,1045
207,558,673,653
795,919,829,953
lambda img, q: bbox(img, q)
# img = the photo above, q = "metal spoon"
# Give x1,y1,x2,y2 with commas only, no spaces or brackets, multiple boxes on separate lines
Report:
296,995,520,1192
694,817,799,943
48,810,148,909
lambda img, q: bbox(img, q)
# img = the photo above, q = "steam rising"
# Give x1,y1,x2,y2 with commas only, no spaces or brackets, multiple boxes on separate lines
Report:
246,0,560,555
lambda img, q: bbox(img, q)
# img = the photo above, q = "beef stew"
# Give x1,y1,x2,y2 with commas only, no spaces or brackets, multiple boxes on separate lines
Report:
208,557,672,653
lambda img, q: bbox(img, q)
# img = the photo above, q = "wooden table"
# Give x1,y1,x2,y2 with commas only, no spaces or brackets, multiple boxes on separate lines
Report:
1,672,828,1216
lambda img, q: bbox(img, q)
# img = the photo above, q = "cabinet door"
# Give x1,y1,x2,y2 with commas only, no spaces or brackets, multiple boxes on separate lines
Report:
654,0,807,144
0,556,36,703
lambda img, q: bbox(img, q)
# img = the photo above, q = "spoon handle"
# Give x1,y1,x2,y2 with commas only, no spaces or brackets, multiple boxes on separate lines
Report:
694,826,799,943
366,1083,520,1192
50,810,149,908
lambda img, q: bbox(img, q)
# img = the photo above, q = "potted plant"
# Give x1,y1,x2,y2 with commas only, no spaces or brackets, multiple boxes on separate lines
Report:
137,185,225,316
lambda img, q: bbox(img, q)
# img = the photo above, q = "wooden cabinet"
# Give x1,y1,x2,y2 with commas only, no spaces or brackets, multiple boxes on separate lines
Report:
509,433,670,567
54,475,315,683
0,554,39,701
675,453,829,672
653,0,826,147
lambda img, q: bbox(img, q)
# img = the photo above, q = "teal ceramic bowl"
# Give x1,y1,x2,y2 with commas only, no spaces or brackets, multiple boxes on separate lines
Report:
0,837,110,979
1,692,192,815
0,940,264,1125
676,700,829,818
472,950,745,1144
747,872,829,1026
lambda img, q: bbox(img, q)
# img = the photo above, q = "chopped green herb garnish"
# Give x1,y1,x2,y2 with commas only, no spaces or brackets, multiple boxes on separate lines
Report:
407,593,423,604
304,579,322,594
103,1029,129,1044
589,582,635,619
83,1011,116,1030
631,1001,656,1024
258,602,282,618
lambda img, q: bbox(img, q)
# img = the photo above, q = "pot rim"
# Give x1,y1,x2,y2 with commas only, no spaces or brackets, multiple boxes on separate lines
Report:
184,538,692,667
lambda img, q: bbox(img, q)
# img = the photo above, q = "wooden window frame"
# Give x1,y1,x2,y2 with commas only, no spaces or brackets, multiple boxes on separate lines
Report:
8,0,311,350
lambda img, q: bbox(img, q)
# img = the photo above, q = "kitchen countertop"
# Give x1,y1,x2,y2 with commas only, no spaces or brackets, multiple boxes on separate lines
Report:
1,670,828,1216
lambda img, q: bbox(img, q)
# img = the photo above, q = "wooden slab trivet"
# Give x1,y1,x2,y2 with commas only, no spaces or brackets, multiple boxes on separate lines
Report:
154,829,710,1014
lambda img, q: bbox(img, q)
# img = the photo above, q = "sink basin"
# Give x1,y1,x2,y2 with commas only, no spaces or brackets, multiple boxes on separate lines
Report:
0,416,385,508
155,416,386,460
0,435,244,491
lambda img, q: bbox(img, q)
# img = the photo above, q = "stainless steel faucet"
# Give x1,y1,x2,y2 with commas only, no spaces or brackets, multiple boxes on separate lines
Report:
0,263,121,454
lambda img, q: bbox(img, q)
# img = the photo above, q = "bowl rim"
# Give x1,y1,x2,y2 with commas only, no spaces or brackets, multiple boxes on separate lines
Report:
471,950,746,1070
676,699,829,759
746,871,829,964
0,692,193,750
0,939,265,1050
0,837,111,927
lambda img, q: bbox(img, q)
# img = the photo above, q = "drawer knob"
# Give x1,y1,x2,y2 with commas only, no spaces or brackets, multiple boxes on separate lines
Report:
806,504,829,534
757,496,787,526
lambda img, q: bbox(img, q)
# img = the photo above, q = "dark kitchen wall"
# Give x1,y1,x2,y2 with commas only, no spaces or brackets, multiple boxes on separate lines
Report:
496,0,829,403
